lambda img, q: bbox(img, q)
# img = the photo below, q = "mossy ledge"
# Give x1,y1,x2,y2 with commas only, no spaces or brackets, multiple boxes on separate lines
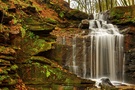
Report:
109,5,135,24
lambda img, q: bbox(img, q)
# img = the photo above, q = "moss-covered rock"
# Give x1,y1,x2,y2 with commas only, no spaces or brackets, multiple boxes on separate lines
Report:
15,31,54,62
66,9,89,20
44,18,58,25
0,46,16,55
27,24,55,31
24,17,56,31
110,5,135,24
18,62,81,85
0,59,21,89
18,57,95,89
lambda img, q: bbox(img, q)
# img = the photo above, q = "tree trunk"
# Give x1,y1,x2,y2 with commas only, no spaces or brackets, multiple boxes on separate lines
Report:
132,0,134,5
98,0,102,12
111,0,113,8
68,0,70,6
84,0,87,13
105,0,108,10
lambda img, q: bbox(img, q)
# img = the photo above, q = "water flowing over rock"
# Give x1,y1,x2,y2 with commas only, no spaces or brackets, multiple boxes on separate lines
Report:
58,13,124,81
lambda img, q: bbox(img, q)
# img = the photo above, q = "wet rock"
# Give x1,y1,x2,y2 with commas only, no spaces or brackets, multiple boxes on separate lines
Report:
128,64,135,71
120,27,130,34
125,46,135,82
79,19,89,29
99,77,115,89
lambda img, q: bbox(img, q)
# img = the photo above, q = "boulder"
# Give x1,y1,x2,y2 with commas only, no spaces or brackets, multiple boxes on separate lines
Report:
99,77,115,89
79,19,89,29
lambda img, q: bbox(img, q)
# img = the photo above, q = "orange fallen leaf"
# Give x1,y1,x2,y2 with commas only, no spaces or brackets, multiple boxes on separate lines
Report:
0,68,3,72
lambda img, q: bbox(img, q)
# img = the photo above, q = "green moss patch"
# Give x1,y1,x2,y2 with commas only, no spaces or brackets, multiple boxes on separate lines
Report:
110,5,135,24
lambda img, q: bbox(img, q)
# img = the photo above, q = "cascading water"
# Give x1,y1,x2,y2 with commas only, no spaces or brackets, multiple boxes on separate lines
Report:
72,36,77,75
69,13,124,81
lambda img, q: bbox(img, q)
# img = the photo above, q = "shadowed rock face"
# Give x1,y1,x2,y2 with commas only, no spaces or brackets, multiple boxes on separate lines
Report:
120,26,135,84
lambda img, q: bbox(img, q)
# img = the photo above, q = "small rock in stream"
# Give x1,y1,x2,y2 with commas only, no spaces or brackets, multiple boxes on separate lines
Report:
99,77,115,89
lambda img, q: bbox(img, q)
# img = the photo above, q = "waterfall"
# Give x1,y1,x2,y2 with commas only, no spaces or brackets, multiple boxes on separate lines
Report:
72,36,78,75
68,13,124,81
82,38,86,78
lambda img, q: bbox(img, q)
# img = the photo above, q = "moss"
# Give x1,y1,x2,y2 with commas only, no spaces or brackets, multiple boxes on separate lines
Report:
49,3,61,14
24,17,56,31
24,17,41,25
63,86,74,90
27,56,53,65
131,17,135,23
0,75,9,81
2,88,9,90
110,8,124,19
45,18,58,24
18,60,84,85
0,75,17,85
59,11,65,18
20,26,26,38
15,31,53,61
28,25,45,30
0,46,16,55
8,78,17,85
110,6,135,24
11,65,18,71
0,0,95,89
0,69,8,75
